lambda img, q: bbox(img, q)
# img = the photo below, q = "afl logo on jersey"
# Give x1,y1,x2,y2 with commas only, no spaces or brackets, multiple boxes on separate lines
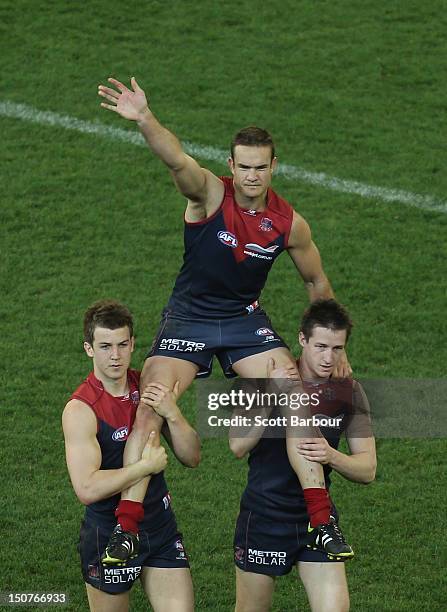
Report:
112,426,129,442
217,230,238,248
255,327,274,336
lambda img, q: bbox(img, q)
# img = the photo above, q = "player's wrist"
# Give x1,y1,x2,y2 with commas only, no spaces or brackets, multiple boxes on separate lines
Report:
165,406,181,424
136,107,153,125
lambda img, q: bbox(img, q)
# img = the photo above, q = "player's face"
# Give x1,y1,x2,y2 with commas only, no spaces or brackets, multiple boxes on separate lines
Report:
229,145,276,202
84,326,134,382
299,326,347,379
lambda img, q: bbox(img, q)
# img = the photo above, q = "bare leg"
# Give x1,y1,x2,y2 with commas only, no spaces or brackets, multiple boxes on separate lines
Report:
141,567,194,612
298,562,349,612
232,348,326,494
234,567,275,612
121,356,199,503
85,584,129,612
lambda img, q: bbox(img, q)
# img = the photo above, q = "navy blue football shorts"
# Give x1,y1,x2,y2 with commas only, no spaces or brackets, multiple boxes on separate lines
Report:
79,515,189,594
147,307,289,378
234,509,346,577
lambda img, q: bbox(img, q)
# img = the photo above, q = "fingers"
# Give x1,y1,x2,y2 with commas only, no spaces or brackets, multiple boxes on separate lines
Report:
98,85,120,100
173,380,180,397
108,77,128,92
146,430,156,446
143,382,169,393
131,76,141,91
100,102,119,113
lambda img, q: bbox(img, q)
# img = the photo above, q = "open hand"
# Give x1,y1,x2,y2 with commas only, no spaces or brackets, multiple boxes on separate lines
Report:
140,381,180,420
296,437,333,464
98,77,149,121
267,358,300,381
333,350,352,378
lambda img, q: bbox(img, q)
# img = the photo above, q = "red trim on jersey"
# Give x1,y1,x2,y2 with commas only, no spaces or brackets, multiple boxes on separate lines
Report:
219,177,294,264
70,370,141,432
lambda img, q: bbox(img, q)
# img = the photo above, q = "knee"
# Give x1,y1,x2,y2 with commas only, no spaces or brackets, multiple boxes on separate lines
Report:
329,593,350,612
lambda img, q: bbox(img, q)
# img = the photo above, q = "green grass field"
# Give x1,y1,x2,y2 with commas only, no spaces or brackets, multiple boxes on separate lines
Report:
1,1,446,610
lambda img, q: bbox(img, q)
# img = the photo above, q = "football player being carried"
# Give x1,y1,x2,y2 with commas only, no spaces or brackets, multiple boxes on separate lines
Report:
97,77,352,564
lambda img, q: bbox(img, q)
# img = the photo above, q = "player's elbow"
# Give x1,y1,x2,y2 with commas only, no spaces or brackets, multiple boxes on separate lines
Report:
229,438,246,459
361,462,377,484
183,447,201,468
75,482,102,506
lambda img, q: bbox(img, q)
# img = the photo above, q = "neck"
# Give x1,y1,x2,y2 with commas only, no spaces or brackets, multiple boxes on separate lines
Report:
233,185,268,210
93,367,129,397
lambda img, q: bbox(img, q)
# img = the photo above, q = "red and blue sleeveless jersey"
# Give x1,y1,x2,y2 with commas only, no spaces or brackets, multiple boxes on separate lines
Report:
167,176,294,317
70,370,172,529
240,377,360,522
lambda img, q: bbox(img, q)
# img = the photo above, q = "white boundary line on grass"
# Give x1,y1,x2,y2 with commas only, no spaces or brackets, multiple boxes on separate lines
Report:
1,100,446,213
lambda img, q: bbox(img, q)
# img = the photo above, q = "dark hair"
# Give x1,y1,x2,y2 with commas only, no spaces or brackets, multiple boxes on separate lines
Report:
300,299,353,342
83,300,134,345
231,126,275,161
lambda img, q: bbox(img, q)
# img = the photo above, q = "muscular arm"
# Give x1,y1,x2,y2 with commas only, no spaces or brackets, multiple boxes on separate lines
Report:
161,415,201,468
296,382,376,484
287,212,334,302
330,437,376,484
62,400,163,505
98,77,224,219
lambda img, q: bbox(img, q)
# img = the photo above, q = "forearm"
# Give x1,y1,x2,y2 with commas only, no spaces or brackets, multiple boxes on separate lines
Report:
165,414,201,467
137,109,186,170
229,434,260,459
329,449,375,484
77,461,150,505
304,272,334,302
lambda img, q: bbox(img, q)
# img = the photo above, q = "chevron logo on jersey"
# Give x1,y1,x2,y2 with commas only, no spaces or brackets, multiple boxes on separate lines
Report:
245,243,279,255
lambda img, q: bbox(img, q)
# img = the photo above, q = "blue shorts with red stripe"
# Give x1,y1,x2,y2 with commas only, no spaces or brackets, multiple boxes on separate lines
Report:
147,308,288,378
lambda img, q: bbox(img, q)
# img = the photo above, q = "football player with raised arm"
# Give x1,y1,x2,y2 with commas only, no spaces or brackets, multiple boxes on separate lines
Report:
97,77,352,564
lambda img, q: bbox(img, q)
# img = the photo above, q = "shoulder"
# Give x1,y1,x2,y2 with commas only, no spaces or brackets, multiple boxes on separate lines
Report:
287,210,311,249
62,399,97,437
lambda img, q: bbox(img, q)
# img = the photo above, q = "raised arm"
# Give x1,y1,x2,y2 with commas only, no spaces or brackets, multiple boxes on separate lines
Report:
98,77,224,219
62,399,167,505
140,382,201,468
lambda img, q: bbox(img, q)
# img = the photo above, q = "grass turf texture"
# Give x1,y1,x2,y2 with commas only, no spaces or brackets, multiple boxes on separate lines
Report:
1,0,446,610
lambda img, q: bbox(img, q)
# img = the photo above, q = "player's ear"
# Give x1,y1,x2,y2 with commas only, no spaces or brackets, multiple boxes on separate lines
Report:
298,332,307,348
228,156,235,174
130,336,135,352
84,341,94,358
271,156,277,172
